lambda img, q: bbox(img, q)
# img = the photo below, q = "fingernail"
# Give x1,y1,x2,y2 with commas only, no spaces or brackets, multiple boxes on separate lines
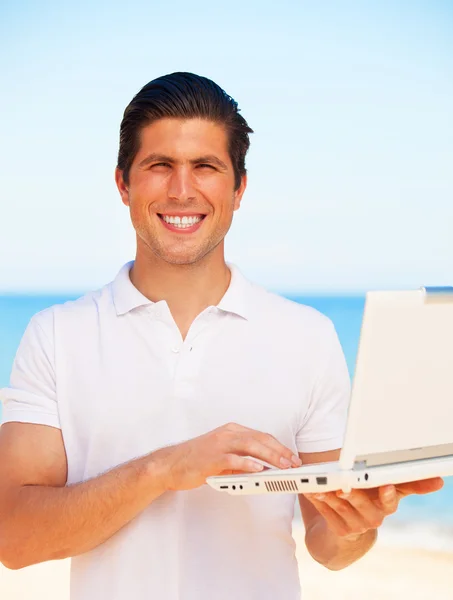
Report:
291,455,302,466
337,491,350,499
314,493,326,501
252,462,264,471
280,457,292,468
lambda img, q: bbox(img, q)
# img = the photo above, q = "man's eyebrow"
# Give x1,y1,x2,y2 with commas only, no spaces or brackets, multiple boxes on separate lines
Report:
138,153,174,168
137,153,228,170
192,155,228,170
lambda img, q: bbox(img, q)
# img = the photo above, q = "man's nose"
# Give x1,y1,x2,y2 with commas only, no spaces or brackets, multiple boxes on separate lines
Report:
167,166,196,202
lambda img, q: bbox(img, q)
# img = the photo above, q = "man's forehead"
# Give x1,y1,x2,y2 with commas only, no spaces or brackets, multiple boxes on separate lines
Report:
140,117,227,142
136,118,231,162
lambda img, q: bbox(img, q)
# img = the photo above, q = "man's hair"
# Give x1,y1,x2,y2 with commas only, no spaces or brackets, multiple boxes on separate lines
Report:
117,72,253,190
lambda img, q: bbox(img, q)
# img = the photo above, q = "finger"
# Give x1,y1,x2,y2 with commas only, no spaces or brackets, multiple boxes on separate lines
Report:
312,492,371,533
395,477,444,497
218,465,271,475
219,453,265,475
252,431,302,467
305,496,354,537
224,422,246,433
218,469,255,475
225,423,302,468
337,488,387,525
231,434,301,470
378,485,400,513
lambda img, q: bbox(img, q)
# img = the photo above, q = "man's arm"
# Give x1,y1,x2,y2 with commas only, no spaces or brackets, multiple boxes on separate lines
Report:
298,449,377,571
0,420,300,571
0,422,171,570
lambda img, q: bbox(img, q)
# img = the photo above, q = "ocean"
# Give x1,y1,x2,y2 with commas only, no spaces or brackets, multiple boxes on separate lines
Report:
1,292,452,550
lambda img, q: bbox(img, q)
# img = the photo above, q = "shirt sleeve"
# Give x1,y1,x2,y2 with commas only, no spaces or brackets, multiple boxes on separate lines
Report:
295,320,351,453
0,311,61,429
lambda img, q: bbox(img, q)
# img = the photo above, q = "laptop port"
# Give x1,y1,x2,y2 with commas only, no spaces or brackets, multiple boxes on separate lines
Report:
220,486,228,489
301,478,309,483
316,477,328,485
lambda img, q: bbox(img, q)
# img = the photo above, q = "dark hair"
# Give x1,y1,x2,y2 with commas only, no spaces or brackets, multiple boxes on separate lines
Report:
117,72,253,190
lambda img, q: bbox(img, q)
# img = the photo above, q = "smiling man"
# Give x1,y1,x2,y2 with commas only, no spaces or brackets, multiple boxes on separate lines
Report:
0,72,442,600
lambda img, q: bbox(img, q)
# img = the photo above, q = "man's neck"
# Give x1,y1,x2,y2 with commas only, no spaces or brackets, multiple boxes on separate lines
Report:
129,249,231,339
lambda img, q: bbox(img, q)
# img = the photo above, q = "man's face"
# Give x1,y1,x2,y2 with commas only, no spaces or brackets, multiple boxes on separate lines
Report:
115,118,246,265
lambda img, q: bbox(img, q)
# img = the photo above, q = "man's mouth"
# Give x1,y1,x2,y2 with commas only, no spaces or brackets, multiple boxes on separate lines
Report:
157,213,206,232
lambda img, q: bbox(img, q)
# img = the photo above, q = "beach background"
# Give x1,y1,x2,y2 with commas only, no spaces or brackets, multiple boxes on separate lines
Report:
1,292,453,598
2,0,453,597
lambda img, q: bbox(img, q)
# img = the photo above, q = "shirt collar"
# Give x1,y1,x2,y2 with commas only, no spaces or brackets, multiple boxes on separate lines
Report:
216,263,250,320
110,260,250,320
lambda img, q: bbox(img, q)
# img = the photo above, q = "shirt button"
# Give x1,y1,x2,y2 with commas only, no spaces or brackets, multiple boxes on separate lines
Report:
171,347,180,353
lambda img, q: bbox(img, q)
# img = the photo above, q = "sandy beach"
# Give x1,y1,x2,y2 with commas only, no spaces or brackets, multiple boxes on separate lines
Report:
1,521,452,599
293,522,453,600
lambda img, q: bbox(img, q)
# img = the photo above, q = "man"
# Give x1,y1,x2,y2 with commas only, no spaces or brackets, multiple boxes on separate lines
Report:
0,72,442,599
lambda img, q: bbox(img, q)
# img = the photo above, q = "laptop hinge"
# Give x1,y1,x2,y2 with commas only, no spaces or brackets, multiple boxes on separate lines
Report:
353,442,453,469
421,286,453,304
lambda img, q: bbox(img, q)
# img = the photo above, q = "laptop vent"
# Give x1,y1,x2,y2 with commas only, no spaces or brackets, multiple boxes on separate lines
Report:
264,479,298,493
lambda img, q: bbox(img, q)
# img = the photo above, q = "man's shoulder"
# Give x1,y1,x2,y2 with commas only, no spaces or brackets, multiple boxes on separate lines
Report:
30,282,113,336
249,282,334,334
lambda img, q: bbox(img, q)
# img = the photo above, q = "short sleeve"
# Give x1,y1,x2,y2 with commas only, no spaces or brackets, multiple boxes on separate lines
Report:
296,320,351,453
0,312,61,429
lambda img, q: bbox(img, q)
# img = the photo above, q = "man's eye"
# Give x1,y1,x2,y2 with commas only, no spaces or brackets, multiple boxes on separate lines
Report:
197,164,214,169
151,163,170,168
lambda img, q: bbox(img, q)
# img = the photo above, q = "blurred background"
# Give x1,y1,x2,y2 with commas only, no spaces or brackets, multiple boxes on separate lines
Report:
1,0,453,585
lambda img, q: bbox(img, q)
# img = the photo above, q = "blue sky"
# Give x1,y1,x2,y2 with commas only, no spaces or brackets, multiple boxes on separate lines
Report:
0,0,452,293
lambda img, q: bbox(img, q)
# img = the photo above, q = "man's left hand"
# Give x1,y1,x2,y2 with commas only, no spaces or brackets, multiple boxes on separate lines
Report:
304,477,444,540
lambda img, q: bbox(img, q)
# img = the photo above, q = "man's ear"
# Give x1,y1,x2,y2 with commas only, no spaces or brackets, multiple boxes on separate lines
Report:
115,167,130,207
233,174,247,211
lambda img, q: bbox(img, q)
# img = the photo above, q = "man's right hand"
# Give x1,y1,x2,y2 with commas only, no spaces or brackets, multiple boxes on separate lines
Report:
159,422,302,492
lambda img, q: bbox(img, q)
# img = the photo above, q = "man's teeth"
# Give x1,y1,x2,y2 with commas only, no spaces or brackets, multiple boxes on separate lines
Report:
162,215,202,228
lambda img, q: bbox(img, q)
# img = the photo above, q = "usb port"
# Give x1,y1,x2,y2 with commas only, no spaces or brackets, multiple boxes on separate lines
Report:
301,478,309,483
316,477,328,485
220,486,228,489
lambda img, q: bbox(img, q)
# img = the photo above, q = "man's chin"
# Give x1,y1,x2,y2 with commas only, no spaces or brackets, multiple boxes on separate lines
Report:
156,250,208,266
146,237,222,266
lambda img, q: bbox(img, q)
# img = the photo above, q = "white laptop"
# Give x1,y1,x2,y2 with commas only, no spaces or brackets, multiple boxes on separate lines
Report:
206,286,453,496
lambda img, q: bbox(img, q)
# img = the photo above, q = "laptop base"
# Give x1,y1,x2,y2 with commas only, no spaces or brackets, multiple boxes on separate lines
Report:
206,454,453,495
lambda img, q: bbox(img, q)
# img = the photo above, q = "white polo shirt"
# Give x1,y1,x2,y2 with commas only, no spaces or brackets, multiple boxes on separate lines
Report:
1,261,351,600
